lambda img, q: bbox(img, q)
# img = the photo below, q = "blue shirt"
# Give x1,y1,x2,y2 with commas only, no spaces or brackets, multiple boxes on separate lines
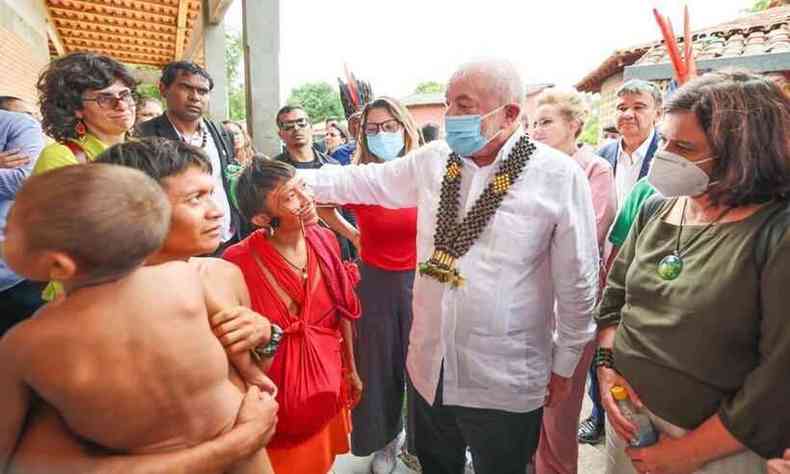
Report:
329,141,357,166
0,111,44,291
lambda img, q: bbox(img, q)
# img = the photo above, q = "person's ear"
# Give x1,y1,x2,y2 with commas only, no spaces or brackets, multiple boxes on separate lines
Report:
158,82,168,99
504,104,521,126
46,252,78,281
251,213,272,229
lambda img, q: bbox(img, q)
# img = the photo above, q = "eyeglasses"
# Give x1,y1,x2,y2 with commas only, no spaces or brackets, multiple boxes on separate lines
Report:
82,90,136,110
279,118,310,131
364,119,402,135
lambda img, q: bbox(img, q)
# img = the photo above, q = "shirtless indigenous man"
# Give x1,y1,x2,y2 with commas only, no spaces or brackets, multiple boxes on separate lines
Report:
0,159,272,474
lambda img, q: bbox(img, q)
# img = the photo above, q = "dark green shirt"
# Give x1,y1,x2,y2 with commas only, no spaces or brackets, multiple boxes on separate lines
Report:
596,199,790,459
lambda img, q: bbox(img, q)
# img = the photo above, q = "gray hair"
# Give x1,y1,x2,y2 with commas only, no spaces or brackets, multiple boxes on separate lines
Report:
616,79,662,107
449,59,524,107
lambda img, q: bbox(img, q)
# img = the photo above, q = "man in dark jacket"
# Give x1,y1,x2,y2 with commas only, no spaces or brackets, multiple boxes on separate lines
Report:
137,61,244,246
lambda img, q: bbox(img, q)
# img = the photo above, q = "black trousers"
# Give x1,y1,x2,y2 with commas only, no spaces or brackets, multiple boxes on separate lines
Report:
412,372,543,474
0,280,46,337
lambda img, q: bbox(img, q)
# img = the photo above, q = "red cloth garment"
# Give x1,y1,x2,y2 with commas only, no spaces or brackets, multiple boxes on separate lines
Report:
347,205,418,271
223,225,360,448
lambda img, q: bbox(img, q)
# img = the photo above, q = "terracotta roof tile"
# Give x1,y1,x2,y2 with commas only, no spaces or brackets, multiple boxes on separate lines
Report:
577,5,790,92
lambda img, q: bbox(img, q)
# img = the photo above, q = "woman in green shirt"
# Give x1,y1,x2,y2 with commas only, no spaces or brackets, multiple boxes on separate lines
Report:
34,52,137,174
596,71,790,474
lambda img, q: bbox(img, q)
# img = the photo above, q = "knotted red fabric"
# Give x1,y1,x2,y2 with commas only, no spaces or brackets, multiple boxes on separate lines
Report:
223,225,360,448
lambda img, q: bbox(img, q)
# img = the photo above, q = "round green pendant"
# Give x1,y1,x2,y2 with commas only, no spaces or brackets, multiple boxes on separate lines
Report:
657,253,684,280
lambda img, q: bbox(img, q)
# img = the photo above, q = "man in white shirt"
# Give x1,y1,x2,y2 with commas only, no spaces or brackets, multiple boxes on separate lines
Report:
597,80,662,208
579,80,661,445
304,59,598,474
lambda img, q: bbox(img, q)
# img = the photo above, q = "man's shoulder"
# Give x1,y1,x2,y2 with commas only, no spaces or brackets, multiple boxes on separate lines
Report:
0,110,41,136
595,140,619,160
135,114,168,138
191,256,243,278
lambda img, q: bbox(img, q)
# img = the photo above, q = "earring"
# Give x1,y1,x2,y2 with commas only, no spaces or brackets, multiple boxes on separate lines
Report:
75,119,87,138
267,217,280,237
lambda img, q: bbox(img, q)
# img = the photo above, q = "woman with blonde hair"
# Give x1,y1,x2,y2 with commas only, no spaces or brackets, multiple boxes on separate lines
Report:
346,96,423,473
531,87,616,474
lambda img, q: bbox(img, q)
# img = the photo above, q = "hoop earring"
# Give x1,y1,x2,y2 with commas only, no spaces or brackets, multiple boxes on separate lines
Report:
75,119,87,138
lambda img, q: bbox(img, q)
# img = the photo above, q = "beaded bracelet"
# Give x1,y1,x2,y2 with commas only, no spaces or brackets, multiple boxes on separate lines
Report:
594,347,614,370
251,324,284,360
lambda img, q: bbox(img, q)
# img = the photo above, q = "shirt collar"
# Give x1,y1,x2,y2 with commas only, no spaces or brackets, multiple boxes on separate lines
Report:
617,128,655,163
459,128,523,170
71,132,109,160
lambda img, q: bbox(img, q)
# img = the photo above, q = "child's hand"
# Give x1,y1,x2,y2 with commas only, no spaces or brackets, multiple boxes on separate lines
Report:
768,450,790,474
235,386,279,451
211,306,272,354
249,373,278,399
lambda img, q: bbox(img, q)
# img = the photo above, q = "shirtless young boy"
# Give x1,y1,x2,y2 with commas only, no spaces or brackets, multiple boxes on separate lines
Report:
0,163,270,473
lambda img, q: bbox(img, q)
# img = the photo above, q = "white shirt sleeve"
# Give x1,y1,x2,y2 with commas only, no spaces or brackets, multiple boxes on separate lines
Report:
300,147,425,209
550,164,599,377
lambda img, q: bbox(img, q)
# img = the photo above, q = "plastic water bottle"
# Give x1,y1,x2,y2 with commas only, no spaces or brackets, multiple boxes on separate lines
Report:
611,385,658,447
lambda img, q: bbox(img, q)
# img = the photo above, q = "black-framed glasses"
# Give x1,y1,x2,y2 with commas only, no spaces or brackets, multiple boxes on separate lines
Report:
82,90,136,110
364,119,402,135
279,118,310,131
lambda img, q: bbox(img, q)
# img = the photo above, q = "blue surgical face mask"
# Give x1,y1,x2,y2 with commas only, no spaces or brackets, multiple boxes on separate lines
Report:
444,105,506,157
367,131,404,161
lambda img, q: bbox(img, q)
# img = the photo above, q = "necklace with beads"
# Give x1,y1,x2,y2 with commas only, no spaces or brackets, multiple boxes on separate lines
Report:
418,135,536,288
657,198,732,281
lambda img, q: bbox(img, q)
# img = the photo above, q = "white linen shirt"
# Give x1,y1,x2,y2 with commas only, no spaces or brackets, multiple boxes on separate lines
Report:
304,130,598,413
615,129,655,209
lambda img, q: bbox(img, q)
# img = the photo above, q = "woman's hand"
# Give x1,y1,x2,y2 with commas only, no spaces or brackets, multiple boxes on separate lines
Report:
211,307,272,354
626,433,705,474
768,450,790,474
347,371,364,408
597,365,641,443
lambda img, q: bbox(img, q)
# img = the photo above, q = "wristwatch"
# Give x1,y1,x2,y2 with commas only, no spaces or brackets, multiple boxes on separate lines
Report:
252,324,284,360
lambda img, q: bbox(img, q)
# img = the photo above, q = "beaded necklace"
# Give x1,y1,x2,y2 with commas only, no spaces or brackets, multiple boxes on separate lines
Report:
418,135,536,287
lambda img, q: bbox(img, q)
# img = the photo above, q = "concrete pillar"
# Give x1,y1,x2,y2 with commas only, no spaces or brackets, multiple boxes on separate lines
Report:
203,0,228,121
242,0,281,156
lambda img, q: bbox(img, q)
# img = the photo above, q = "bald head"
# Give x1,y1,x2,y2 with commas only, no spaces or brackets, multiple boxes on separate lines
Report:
448,59,524,108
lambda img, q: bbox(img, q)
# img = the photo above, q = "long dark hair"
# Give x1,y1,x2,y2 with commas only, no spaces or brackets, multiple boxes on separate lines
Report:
665,70,790,207
37,52,138,142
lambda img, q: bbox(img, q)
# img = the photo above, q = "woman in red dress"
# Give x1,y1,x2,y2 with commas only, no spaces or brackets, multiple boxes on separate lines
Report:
224,158,362,474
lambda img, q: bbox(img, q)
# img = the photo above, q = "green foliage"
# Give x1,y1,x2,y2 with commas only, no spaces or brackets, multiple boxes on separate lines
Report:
287,82,344,123
580,95,602,146
414,81,445,94
136,83,161,101
225,30,246,120
749,0,771,11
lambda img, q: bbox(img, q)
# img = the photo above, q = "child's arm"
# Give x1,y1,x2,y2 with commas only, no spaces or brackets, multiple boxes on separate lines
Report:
340,319,363,407
318,207,360,252
211,306,277,395
0,335,33,473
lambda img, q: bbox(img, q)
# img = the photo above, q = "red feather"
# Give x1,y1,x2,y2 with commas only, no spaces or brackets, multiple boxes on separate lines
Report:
653,8,687,84
344,63,360,109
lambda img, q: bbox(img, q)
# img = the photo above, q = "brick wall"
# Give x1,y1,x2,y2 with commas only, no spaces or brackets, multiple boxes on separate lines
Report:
0,1,50,105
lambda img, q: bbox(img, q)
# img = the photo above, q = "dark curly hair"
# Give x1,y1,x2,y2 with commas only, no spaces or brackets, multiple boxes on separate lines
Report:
37,52,138,142
665,69,790,207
